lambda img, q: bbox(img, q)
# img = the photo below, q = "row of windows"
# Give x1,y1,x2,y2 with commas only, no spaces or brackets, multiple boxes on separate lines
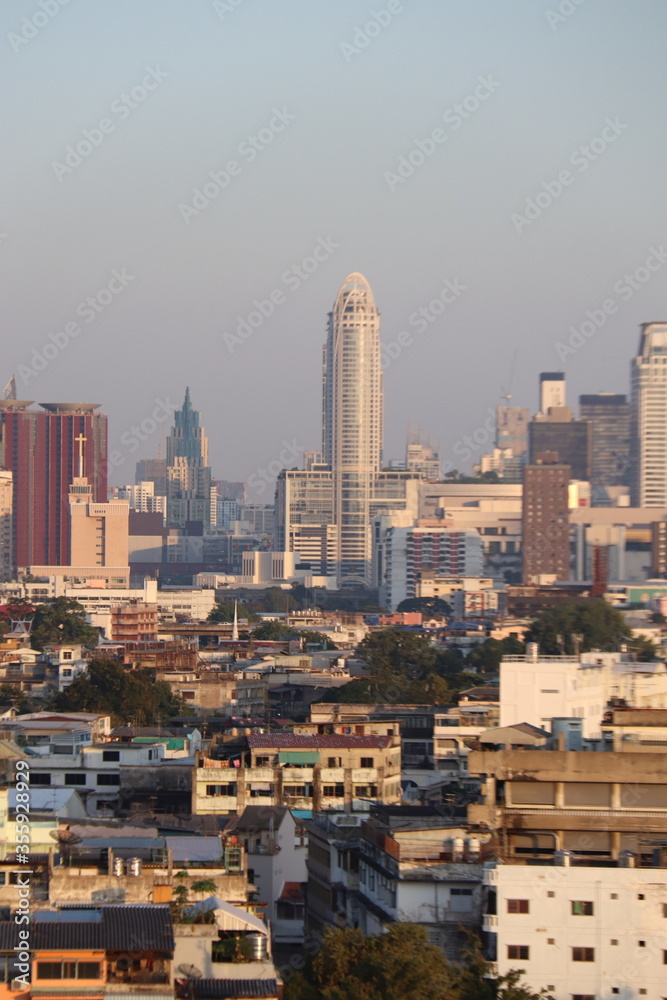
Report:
507,946,667,963
32,773,120,786
37,962,101,980
507,899,593,915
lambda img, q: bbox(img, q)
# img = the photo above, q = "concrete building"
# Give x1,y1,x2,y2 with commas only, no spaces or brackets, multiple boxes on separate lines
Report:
579,393,631,500
0,400,108,569
469,745,667,858
135,457,168,495
419,482,523,580
193,732,402,817
500,646,667,737
110,599,159,642
166,387,212,528
375,518,484,609
0,469,12,580
522,456,570,585
631,322,667,506
539,371,566,413
484,860,667,1000
529,415,591,481
226,806,308,947
112,481,167,519
496,405,530,457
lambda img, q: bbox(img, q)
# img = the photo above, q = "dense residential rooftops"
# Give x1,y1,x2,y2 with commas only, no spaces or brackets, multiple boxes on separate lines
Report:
227,806,290,832
247,733,393,750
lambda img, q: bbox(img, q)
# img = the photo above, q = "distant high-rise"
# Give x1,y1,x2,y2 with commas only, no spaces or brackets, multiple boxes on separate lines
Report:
631,323,667,506
496,406,529,457
324,273,383,584
166,388,212,527
579,394,630,498
276,273,418,586
539,371,566,414
522,453,570,585
135,458,168,496
0,400,107,569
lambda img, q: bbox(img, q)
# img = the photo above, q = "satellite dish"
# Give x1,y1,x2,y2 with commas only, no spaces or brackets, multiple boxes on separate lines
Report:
177,965,203,980
49,829,82,866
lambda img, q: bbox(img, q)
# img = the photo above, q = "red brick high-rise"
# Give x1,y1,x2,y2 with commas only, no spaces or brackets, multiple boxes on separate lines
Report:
0,400,107,570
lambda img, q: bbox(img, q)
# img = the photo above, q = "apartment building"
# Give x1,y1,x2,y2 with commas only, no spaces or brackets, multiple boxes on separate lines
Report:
193,732,401,817
500,645,667,737
484,860,667,1000
468,747,667,859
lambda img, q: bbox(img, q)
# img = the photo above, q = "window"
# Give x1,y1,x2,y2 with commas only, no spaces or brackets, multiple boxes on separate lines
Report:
206,783,236,797
639,940,646,947
507,946,529,960
65,774,86,786
327,757,341,768
77,963,101,979
62,668,72,677
571,900,593,915
37,964,62,980
638,894,645,900
611,939,618,945
572,996,595,1000
547,891,555,898
323,784,345,797
610,893,618,899
547,938,555,945
62,651,72,661
663,950,667,964
360,757,374,768
507,899,529,914
663,903,667,917
611,990,619,995
572,947,595,962
102,750,120,762
96,773,120,786
31,773,51,785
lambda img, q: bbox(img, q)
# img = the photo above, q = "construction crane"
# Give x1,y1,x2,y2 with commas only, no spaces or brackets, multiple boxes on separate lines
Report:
500,347,519,402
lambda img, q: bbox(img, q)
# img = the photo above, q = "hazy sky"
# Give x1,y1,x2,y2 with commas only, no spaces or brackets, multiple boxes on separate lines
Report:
3,0,667,495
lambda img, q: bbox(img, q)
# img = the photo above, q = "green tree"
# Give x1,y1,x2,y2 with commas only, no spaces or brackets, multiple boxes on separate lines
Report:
29,598,99,651
251,621,337,649
451,935,553,1000
286,924,455,1000
466,636,524,675
525,599,631,655
55,659,183,725
396,597,452,616
262,587,297,613
207,600,259,623
356,629,440,680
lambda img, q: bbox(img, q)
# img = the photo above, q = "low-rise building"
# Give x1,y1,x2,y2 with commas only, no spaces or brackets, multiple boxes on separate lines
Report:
484,859,667,1000
193,732,401,817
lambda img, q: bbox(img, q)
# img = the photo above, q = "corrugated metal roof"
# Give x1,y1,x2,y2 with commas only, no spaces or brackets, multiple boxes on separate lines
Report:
165,836,223,862
192,980,279,999
248,734,390,749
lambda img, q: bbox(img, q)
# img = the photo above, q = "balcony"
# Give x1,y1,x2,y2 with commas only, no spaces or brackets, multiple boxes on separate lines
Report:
483,914,498,931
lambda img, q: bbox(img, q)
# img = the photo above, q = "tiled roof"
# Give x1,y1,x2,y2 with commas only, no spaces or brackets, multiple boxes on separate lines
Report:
0,906,175,953
228,806,288,833
248,734,390,749
192,981,279,999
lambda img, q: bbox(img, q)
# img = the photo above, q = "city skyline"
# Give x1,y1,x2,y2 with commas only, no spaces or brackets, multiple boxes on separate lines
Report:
3,1,667,488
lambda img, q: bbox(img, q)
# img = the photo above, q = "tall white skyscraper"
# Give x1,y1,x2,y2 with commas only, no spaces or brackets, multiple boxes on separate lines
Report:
631,322,667,506
323,273,383,584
